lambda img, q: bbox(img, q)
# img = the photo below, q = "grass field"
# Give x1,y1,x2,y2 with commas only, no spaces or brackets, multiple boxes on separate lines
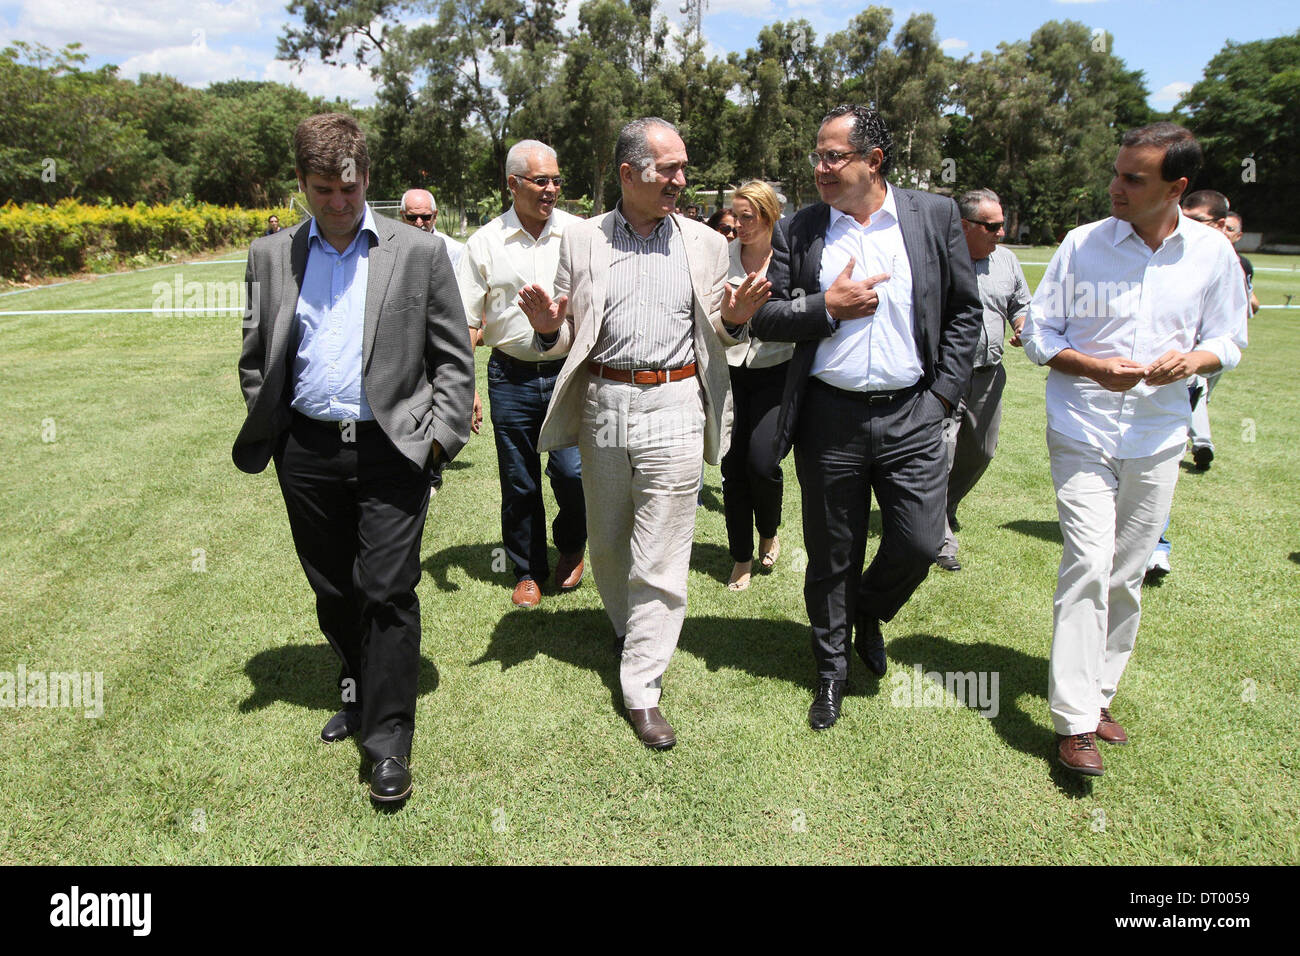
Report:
0,245,1296,865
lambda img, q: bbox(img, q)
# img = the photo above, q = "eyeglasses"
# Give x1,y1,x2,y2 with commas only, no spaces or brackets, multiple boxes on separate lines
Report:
1184,213,1220,224
518,176,564,188
963,218,1005,233
808,150,861,170
403,213,434,223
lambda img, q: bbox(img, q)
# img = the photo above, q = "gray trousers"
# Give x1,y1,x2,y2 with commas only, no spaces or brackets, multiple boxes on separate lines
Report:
1188,370,1221,452
578,376,705,709
940,363,1006,559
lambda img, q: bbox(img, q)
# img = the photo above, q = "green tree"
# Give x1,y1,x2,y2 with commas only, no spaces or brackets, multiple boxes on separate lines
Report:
1177,30,1300,236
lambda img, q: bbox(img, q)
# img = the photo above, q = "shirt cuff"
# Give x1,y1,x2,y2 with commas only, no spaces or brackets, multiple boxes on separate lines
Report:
722,319,750,339
537,330,560,348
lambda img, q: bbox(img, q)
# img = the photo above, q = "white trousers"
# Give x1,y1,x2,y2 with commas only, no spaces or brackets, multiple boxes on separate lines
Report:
579,376,705,710
1046,428,1182,735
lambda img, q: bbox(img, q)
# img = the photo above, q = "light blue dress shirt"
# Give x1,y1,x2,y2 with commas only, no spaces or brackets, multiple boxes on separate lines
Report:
291,206,379,421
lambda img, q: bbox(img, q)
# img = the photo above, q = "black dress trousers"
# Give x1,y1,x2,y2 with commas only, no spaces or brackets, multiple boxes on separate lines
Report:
274,412,431,762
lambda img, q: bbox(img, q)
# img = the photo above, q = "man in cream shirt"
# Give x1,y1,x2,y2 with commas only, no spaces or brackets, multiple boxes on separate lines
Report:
1022,123,1247,777
458,140,586,608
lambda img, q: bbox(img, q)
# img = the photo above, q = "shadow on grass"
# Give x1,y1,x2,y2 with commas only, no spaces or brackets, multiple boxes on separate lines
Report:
889,633,1094,797
421,542,518,592
1290,551,1300,566
472,607,621,711
698,482,724,515
1001,519,1062,544
471,608,813,712
238,642,440,715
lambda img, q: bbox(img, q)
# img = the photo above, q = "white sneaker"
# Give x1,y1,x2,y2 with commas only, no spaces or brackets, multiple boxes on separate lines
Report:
1146,550,1171,579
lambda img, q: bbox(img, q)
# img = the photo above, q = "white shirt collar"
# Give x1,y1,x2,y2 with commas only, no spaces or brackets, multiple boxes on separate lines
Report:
1109,211,1189,250
503,204,566,242
307,204,378,253
828,183,899,231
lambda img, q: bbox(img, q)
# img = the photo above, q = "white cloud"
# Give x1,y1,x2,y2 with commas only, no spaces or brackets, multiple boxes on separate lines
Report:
263,58,380,105
118,42,257,86
1151,81,1193,105
9,0,278,57
940,37,968,51
704,0,775,14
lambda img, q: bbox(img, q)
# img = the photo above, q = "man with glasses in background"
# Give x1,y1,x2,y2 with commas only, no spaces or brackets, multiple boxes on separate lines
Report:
402,187,476,494
457,140,586,608
750,104,981,730
934,188,1032,572
400,188,465,270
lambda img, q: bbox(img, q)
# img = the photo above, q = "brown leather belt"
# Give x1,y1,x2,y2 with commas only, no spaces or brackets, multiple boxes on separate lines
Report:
587,361,697,385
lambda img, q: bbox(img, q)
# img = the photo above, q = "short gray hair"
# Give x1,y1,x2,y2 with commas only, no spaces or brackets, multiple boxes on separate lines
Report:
399,188,435,214
615,117,678,176
958,188,1000,221
506,139,557,178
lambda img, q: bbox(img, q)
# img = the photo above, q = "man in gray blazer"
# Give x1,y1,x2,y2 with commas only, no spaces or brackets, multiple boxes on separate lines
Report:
233,113,474,803
750,104,982,730
518,117,768,749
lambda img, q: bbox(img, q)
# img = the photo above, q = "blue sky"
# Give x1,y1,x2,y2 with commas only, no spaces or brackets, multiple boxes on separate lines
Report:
2,0,1297,109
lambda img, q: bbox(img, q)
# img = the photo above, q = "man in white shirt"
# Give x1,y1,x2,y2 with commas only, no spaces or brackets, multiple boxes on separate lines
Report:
750,104,982,730
399,188,466,269
457,140,586,608
1022,123,1248,777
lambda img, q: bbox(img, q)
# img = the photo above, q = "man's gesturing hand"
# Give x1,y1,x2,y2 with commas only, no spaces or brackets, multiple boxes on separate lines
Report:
517,283,568,336
721,272,772,326
825,257,890,321
1090,357,1149,392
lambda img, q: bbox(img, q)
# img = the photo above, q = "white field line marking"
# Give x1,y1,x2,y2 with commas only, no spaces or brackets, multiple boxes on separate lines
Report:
0,260,246,298
0,307,242,315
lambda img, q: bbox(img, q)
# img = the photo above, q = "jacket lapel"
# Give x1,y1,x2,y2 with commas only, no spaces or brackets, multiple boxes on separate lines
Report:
800,204,830,295
894,187,927,346
271,223,310,364
363,215,397,369
587,213,615,340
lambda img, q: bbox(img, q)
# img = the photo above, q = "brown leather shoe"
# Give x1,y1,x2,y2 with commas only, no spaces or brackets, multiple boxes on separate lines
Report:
554,552,585,592
511,579,541,608
1096,707,1129,744
627,707,676,750
1057,732,1104,776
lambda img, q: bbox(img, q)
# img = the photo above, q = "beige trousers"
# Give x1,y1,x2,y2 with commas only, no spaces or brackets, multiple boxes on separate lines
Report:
579,376,705,709
1046,428,1182,736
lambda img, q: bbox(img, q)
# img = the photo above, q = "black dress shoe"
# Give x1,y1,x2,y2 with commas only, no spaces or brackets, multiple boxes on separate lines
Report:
369,756,412,803
854,615,887,676
809,678,846,730
935,554,961,572
320,707,361,743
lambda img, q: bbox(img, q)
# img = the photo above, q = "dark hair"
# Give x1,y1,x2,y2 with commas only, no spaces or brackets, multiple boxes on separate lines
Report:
615,117,678,177
705,209,734,231
294,113,370,181
821,104,893,177
958,188,1000,221
1120,122,1201,186
1182,189,1229,220
1225,210,1244,228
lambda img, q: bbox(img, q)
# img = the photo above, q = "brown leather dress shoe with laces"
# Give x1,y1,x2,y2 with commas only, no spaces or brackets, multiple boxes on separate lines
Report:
1057,732,1104,776
1096,707,1128,744
511,579,541,608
